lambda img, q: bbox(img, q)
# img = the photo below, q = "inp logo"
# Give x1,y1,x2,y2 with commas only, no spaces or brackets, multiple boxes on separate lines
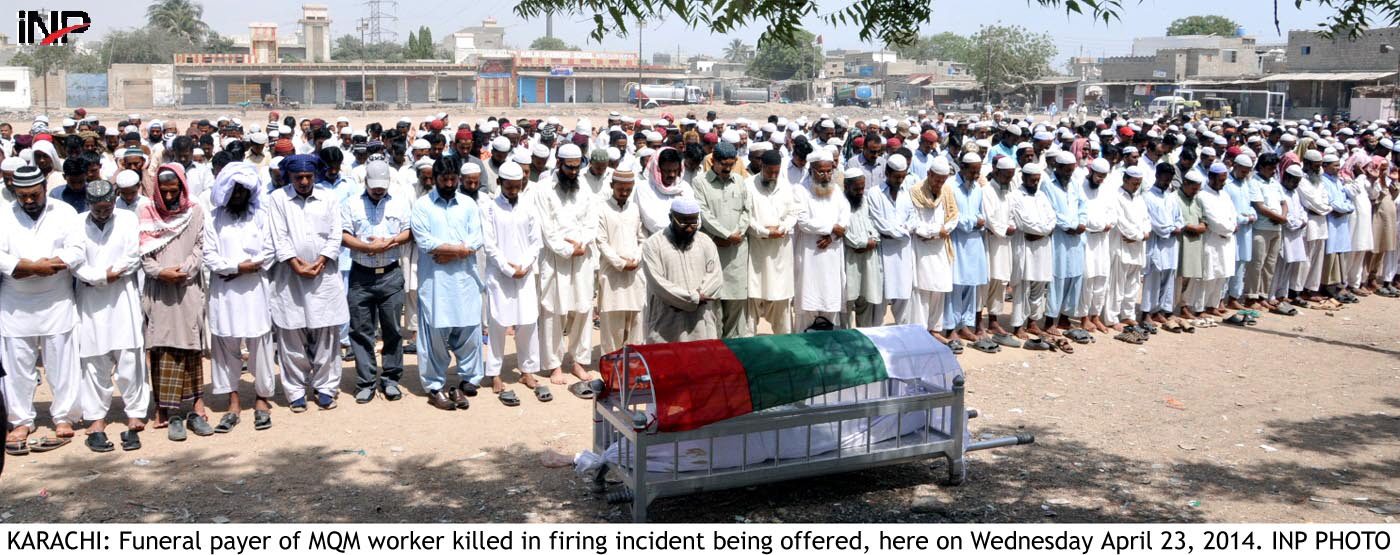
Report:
17,9,90,45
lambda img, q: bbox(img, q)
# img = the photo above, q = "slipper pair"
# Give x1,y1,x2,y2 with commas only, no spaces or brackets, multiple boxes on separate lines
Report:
498,385,553,407
945,339,964,355
1065,329,1095,344
1270,303,1299,316
1023,338,1053,351
86,430,143,452
968,338,1001,353
1114,329,1147,344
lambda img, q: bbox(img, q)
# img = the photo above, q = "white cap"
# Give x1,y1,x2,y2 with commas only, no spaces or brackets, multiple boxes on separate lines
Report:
607,147,622,162
497,161,525,181
1233,154,1254,168
994,156,1018,171
1322,153,1340,163
1089,158,1110,174
1054,151,1076,165
114,169,141,188
412,139,431,150
929,157,952,176
1124,166,1144,179
1200,147,1217,157
886,154,908,172
1022,162,1043,174
462,162,482,176
558,144,582,159
671,197,701,215
1303,150,1323,162
843,167,865,180
249,132,268,145
62,118,75,127
491,137,511,152
960,152,982,164
1285,165,1306,178
1185,170,1206,184
531,143,550,158
510,149,532,165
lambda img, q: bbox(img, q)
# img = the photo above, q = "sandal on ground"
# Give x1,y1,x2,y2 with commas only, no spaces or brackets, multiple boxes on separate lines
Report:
1161,320,1182,333
253,410,272,431
214,413,240,434
1223,313,1249,326
1270,303,1299,316
1139,321,1159,334
534,386,553,402
120,430,141,451
1022,338,1052,351
1243,314,1259,326
969,338,1001,353
945,339,964,354
5,440,29,456
498,390,521,407
567,381,596,400
1114,331,1144,344
1047,336,1074,353
30,436,71,453
991,333,1022,348
85,432,114,453
1065,329,1094,344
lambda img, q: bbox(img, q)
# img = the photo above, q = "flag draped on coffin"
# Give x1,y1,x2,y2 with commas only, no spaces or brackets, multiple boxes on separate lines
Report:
601,329,891,433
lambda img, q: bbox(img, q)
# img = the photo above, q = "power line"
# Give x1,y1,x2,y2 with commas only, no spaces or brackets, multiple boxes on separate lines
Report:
364,0,398,44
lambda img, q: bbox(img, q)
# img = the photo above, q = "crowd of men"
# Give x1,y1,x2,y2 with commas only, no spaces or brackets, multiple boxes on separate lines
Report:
0,105,1397,456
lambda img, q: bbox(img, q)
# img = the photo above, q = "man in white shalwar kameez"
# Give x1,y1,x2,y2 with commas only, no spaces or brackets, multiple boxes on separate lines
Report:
642,198,723,342
536,143,599,386
842,168,883,327
745,149,799,334
980,156,1018,345
73,181,149,452
1,166,85,454
266,155,351,412
870,154,918,325
1298,151,1331,300
1108,166,1150,335
1009,164,1056,345
481,162,547,406
909,158,958,342
596,160,647,355
204,162,278,431
1195,163,1239,314
792,150,850,329
1076,159,1118,333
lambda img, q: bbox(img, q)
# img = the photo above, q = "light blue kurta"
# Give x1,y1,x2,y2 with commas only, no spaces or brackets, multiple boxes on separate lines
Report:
1144,186,1184,271
317,175,360,269
1321,173,1354,254
1224,174,1257,262
410,189,485,329
950,174,988,286
1042,173,1088,278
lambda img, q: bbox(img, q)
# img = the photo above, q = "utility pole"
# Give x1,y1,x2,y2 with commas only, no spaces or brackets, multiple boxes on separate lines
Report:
546,13,554,38
363,0,398,44
637,18,644,109
358,17,369,117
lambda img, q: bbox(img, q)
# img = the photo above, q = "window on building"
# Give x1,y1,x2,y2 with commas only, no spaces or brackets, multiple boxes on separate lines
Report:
0,81,13,92
1225,50,1237,63
1302,46,1312,55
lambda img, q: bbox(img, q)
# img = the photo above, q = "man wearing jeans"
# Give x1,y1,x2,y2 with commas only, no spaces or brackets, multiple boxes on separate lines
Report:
341,160,412,403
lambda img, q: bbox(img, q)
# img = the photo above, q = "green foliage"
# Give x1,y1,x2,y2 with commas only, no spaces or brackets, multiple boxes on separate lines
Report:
333,35,406,61
146,0,211,44
1166,15,1241,36
404,26,438,59
889,32,970,63
529,36,580,50
964,24,1057,93
746,29,821,81
723,39,754,63
9,23,235,74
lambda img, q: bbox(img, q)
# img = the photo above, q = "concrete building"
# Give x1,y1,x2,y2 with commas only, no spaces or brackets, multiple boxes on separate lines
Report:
249,23,279,64
1067,56,1101,82
299,4,332,63
823,56,844,78
441,18,508,64
1131,34,1249,56
0,66,31,109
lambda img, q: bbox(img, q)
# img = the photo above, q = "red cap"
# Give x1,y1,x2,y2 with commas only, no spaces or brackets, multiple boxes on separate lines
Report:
273,139,295,155
887,137,903,149
455,128,472,140
702,132,719,144
1118,126,1134,137
1225,146,1242,159
853,137,865,149
921,130,939,142
429,120,445,131
268,111,280,120
74,108,86,117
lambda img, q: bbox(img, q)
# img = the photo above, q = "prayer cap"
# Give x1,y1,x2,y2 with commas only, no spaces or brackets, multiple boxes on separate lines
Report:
1123,166,1144,179
607,147,622,162
1233,154,1254,168
721,129,741,144
462,162,482,176
760,150,782,165
809,149,833,163
1089,158,1110,174
413,156,435,170
590,147,610,163
994,156,1017,171
961,152,982,164
1185,170,1206,184
750,141,772,152
929,157,952,176
671,197,701,215
412,138,431,150
1200,147,1216,157
502,125,520,136
280,154,324,176
1054,151,1076,165
713,142,738,160
1033,130,1053,141
85,180,115,203
1,157,24,172
114,170,141,188
249,132,268,145
491,137,511,152
1022,162,1043,174
886,154,909,172
511,149,532,165
1322,153,1340,163
612,159,637,182
1285,165,1306,178
1008,124,1023,135
922,130,939,142
1206,162,1228,174
13,165,44,186
497,161,525,181
531,143,550,158
558,144,582,159
365,161,392,189
843,167,864,180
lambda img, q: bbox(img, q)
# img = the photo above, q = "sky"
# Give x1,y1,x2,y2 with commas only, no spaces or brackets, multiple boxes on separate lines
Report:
66,0,1340,64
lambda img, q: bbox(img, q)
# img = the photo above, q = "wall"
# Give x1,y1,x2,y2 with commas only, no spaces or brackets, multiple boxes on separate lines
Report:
1287,28,1400,72
151,64,175,106
0,66,30,109
1132,35,1252,56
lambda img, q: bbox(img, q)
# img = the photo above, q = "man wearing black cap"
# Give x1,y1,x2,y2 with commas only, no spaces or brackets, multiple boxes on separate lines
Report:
1,166,86,455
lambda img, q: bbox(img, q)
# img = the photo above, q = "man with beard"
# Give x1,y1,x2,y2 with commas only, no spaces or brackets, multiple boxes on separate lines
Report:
582,147,613,198
909,158,958,343
341,160,412,404
1043,151,1089,340
980,156,1019,346
203,162,277,432
792,149,849,329
399,155,436,352
949,152,993,353
746,149,799,334
595,160,647,363
535,142,598,389
870,153,917,325
1,166,86,455
692,142,753,337
642,198,722,342
842,168,883,327
1077,158,1118,334
1175,170,1209,322
73,180,148,452
1223,154,1260,311
140,163,211,440
1277,165,1312,307
1008,163,1055,348
480,161,545,406
481,137,511,196
1143,162,1186,331
267,155,350,413
1297,150,1332,303
1108,166,1151,340
635,148,693,235
1198,163,1240,319
410,157,486,410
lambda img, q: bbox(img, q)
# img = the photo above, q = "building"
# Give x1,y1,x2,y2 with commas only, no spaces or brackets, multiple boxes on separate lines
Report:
1067,56,1101,82
1272,28,1400,118
249,23,279,64
0,66,31,109
1131,34,1248,56
299,4,332,63
822,56,844,78
441,18,508,64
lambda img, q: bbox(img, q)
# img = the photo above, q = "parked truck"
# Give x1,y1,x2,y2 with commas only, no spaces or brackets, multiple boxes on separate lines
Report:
835,85,876,107
626,83,704,108
724,87,770,104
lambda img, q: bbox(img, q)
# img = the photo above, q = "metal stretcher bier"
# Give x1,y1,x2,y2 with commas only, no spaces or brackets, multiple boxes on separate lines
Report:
585,325,1034,522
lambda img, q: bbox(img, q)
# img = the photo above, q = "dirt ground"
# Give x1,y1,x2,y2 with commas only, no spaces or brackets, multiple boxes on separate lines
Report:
0,104,1398,523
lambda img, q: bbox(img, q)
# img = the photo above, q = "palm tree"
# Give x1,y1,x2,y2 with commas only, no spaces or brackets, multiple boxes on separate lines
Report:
723,39,752,63
146,0,210,45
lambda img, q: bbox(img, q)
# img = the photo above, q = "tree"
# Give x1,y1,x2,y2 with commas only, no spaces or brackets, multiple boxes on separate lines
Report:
333,35,405,61
746,29,821,81
529,36,579,50
513,0,1393,48
1167,15,1241,36
146,0,211,44
964,24,1056,99
404,26,438,59
890,32,970,63
723,39,753,63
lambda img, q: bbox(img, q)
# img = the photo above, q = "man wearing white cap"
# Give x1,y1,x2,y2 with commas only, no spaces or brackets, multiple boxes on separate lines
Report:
1197,163,1240,317
595,159,646,363
480,160,545,405
693,141,753,337
1076,158,1118,334
792,148,848,330
2,166,86,454
869,152,917,326
482,136,513,196
980,155,1019,345
1297,150,1332,301
908,157,957,342
1276,165,1312,306
1175,169,1208,321
1043,151,1089,339
536,142,600,386
1006,163,1056,347
641,197,722,342
1223,154,1259,311
1321,153,1356,301
746,149,798,334
947,152,994,352
842,166,883,327
1108,166,1150,337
